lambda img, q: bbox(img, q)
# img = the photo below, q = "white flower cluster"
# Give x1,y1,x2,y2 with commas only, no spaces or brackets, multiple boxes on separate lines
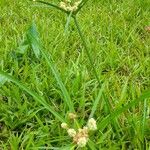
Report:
87,118,97,131
59,0,82,12
67,128,76,137
61,117,97,148
61,122,68,129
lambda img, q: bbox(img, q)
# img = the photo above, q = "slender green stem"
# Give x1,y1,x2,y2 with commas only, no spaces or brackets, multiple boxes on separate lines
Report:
34,0,70,15
73,17,101,86
141,99,147,142
74,0,90,15
64,11,73,34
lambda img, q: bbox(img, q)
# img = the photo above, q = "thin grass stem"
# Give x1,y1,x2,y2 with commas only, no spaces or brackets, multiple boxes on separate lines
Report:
74,0,90,15
34,0,70,15
73,17,101,86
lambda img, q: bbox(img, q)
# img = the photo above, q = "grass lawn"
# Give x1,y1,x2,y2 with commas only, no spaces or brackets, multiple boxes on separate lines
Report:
0,0,150,149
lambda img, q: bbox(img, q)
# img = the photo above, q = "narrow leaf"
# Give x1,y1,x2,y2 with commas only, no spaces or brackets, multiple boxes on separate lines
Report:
16,44,29,54
64,11,73,35
89,82,106,118
41,50,75,112
27,23,75,112
27,22,41,58
141,99,147,141
0,74,8,87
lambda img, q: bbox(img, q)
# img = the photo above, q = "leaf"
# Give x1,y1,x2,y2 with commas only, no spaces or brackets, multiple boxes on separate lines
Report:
27,22,41,58
88,139,97,150
64,11,73,35
0,74,8,87
59,145,75,150
89,82,106,118
16,44,29,54
141,99,147,141
40,48,75,112
28,22,75,112
36,145,75,150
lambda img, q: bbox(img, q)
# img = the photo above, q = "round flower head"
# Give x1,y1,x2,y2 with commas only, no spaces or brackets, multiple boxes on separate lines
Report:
61,123,68,129
87,118,97,131
74,0,82,7
77,137,88,147
65,0,71,2
83,126,89,134
59,0,81,12
67,128,76,137
68,113,77,120
59,2,67,10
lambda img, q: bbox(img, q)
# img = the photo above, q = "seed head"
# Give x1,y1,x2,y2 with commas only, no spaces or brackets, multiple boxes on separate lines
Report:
68,113,77,120
87,118,97,131
67,128,76,137
83,126,89,133
61,123,68,129
59,2,67,10
65,0,71,2
145,26,150,32
60,115,97,148
77,137,88,147
73,127,88,146
59,0,82,12
74,0,82,7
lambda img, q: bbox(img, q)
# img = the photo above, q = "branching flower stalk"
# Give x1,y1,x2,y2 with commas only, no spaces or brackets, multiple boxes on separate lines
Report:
32,1,100,147
73,17,101,86
33,0,101,86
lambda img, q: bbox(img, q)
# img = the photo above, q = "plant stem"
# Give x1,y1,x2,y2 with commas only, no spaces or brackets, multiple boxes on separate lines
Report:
35,0,69,15
73,17,101,86
75,0,90,15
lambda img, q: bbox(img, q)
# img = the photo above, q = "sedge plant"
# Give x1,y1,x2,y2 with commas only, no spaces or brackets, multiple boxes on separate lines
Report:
30,0,150,148
33,0,101,86
0,0,150,149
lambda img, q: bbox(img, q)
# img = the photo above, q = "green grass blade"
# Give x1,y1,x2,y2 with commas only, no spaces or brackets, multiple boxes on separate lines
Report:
0,74,8,87
27,23,75,112
0,70,64,122
64,11,73,35
141,99,147,141
74,17,101,86
27,22,41,58
98,90,150,131
89,82,106,118
116,78,129,108
88,139,97,150
41,50,75,112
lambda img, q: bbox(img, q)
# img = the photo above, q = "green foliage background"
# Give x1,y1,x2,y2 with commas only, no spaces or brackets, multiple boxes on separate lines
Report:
0,0,150,149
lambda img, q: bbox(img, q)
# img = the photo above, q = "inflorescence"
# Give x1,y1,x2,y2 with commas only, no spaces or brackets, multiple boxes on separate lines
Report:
59,0,82,12
61,113,97,148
